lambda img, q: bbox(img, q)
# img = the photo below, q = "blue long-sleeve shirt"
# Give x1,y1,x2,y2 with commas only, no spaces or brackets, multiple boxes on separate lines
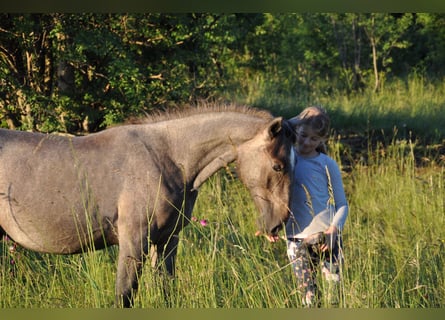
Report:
285,151,349,239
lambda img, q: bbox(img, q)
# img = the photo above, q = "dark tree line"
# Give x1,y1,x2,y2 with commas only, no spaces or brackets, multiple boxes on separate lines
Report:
1,13,444,133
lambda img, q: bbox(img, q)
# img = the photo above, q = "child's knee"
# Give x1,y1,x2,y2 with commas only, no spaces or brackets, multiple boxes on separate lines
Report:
322,261,340,282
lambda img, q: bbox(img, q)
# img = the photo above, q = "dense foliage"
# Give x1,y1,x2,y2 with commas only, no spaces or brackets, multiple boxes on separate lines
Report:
1,13,445,133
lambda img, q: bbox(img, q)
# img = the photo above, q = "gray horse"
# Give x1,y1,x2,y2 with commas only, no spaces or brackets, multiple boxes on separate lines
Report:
0,104,295,307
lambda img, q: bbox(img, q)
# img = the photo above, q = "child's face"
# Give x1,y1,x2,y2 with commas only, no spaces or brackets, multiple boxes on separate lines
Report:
295,125,326,157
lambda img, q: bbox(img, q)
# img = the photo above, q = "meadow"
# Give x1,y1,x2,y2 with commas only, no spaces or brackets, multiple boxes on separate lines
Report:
1,77,444,308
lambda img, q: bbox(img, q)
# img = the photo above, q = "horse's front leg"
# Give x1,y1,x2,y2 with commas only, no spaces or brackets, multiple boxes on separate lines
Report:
150,233,179,275
161,234,179,276
115,224,149,307
150,235,179,306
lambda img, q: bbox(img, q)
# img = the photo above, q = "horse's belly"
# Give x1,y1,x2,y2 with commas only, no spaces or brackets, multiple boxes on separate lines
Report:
0,131,122,253
0,196,116,254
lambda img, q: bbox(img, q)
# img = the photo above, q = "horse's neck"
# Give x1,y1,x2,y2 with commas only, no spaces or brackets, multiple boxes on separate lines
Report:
145,112,265,189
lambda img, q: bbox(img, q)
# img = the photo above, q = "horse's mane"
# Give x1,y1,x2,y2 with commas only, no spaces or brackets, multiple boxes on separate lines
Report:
125,102,274,125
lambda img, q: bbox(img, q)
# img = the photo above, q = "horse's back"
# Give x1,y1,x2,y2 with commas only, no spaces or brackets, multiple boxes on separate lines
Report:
0,129,77,185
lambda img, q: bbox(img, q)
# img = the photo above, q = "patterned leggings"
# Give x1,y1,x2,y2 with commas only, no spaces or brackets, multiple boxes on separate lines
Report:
287,236,342,303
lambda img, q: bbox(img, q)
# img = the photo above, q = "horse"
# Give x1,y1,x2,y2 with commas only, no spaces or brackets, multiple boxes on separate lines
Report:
0,103,296,307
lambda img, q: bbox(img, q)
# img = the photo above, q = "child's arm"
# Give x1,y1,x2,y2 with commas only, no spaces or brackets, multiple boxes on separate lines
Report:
327,159,349,230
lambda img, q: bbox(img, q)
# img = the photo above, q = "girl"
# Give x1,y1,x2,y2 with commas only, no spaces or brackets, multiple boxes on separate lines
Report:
286,106,349,306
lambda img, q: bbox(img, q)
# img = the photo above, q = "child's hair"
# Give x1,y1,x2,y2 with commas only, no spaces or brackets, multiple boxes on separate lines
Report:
289,106,330,154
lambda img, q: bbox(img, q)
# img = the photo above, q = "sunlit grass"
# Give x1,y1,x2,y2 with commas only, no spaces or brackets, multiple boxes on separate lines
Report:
236,74,445,142
1,76,445,307
2,135,443,307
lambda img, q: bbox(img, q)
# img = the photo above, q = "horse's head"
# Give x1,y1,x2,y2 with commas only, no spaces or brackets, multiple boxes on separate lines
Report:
236,117,296,236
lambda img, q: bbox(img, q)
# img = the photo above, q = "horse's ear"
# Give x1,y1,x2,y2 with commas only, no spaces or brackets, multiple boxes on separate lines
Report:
267,117,284,139
267,118,297,143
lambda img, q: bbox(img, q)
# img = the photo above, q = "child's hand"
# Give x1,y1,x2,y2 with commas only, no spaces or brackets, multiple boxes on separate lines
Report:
321,225,338,252
255,230,281,243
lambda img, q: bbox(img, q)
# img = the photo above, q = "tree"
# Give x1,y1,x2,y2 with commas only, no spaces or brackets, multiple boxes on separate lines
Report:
0,13,261,133
359,13,413,92
1,13,444,133
415,13,445,77
327,13,366,92
0,14,56,130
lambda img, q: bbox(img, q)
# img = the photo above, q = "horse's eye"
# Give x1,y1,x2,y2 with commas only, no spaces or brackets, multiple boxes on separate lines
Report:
272,163,283,172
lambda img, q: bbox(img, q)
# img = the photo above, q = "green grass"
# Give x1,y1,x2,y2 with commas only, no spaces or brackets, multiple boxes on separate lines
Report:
1,137,443,307
336,138,444,307
1,77,444,307
237,74,445,142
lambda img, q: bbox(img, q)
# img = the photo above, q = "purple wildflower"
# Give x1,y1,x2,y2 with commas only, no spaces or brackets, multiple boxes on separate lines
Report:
199,219,208,227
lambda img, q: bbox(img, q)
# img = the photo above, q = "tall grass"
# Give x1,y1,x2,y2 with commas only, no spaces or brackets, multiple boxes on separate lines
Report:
237,74,445,142
1,135,443,307
336,137,445,307
1,76,444,307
